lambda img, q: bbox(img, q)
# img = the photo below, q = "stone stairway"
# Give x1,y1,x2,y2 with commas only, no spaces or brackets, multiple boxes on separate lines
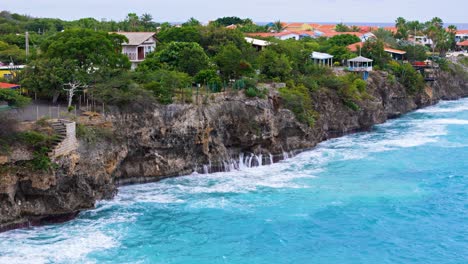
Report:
47,119,78,158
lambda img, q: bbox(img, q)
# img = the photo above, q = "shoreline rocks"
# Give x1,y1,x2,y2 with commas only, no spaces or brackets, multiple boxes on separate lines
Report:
1,70,467,231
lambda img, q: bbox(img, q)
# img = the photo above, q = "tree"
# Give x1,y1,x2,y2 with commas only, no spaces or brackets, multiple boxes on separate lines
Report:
0,89,31,107
327,46,355,63
140,13,155,30
199,26,248,56
0,40,25,64
361,39,391,69
398,40,428,61
328,34,361,47
215,43,252,80
194,69,222,86
25,29,130,103
143,70,192,104
63,80,88,107
272,20,285,32
143,42,210,76
258,49,292,81
21,58,77,103
335,23,351,32
213,17,245,27
372,28,398,47
183,17,201,27
125,13,140,30
395,17,408,39
158,26,201,44
41,29,130,70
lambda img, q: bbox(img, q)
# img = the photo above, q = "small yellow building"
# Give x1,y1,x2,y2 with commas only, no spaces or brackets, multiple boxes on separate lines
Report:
0,65,25,80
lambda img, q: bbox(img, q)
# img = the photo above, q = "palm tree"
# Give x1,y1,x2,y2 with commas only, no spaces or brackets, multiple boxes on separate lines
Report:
272,20,285,32
395,17,408,40
126,13,140,31
140,13,154,30
335,23,350,32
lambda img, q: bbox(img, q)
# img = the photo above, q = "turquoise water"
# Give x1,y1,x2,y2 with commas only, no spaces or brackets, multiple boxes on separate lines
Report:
1,99,468,264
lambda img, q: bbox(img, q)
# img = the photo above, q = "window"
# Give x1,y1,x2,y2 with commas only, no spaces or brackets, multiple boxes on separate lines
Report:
3,74,13,80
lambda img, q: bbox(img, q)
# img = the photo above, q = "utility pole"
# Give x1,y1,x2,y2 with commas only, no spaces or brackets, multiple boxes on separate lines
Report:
25,31,29,60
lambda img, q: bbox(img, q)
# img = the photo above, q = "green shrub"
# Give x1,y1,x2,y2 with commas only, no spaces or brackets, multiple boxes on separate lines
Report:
245,87,258,97
76,123,114,144
279,84,317,127
18,131,50,148
387,74,397,85
31,147,54,171
16,131,57,171
388,61,425,95
0,89,31,107
459,57,468,67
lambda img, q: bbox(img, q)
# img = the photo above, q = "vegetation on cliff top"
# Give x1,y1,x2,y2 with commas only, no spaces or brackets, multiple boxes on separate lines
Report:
0,11,463,121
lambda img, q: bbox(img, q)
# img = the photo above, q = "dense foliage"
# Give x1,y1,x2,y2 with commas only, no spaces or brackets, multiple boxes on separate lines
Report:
0,11,459,122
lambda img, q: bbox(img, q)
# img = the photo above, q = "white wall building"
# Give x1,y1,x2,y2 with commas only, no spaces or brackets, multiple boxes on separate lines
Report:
114,32,157,70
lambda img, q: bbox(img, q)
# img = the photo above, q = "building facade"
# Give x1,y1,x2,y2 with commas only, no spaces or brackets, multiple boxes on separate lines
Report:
114,32,157,70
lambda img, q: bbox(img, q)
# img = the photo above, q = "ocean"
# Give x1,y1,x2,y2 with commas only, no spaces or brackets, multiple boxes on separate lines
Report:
0,98,467,263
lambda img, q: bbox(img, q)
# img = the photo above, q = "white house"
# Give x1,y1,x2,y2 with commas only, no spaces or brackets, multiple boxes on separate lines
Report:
114,32,157,70
413,36,433,46
244,37,271,51
275,31,301,40
455,30,468,43
311,51,334,67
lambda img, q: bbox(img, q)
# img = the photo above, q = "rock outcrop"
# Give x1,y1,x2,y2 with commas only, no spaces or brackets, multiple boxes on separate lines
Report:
1,70,467,231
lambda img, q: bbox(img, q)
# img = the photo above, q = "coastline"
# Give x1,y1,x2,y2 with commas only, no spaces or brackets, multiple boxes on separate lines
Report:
0,70,467,232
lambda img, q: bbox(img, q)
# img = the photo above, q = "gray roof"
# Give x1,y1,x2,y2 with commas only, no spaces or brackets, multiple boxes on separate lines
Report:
348,56,373,62
311,51,333,60
114,32,156,45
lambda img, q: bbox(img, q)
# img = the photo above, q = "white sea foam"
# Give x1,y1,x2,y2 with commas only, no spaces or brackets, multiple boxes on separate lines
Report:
430,119,468,125
416,105,468,113
0,230,117,264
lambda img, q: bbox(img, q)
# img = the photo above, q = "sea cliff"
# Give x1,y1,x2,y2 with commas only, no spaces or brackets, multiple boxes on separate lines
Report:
1,70,467,231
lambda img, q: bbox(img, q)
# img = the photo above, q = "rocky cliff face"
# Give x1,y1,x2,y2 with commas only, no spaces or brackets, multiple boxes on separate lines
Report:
1,70,467,231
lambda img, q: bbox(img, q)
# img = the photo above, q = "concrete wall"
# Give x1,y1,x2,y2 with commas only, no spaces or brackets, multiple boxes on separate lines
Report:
50,121,78,158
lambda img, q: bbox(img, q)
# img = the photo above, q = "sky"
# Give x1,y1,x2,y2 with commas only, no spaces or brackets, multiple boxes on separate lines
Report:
2,0,467,23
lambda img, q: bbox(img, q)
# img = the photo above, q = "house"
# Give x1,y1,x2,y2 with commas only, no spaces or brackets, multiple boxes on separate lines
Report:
0,63,25,80
284,23,314,31
275,31,301,40
244,37,271,51
413,36,433,46
455,30,468,43
114,32,157,70
384,47,406,60
347,56,373,72
0,82,21,90
361,32,376,42
226,24,238,30
246,31,301,40
347,56,373,80
457,40,468,51
347,42,406,60
311,52,334,67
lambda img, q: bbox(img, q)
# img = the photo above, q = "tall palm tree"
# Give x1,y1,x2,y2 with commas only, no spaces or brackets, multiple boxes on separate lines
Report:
272,20,285,32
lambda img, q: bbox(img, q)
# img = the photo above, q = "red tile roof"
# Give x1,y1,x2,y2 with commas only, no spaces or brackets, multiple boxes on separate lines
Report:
347,42,364,52
456,30,468,34
0,82,20,89
347,42,406,55
457,40,468,46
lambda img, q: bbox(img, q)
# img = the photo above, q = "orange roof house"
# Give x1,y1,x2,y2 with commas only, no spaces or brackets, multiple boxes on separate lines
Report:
457,40,468,48
347,42,406,60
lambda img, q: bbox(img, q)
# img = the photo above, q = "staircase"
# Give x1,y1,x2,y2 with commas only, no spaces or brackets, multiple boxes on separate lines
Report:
47,119,78,158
